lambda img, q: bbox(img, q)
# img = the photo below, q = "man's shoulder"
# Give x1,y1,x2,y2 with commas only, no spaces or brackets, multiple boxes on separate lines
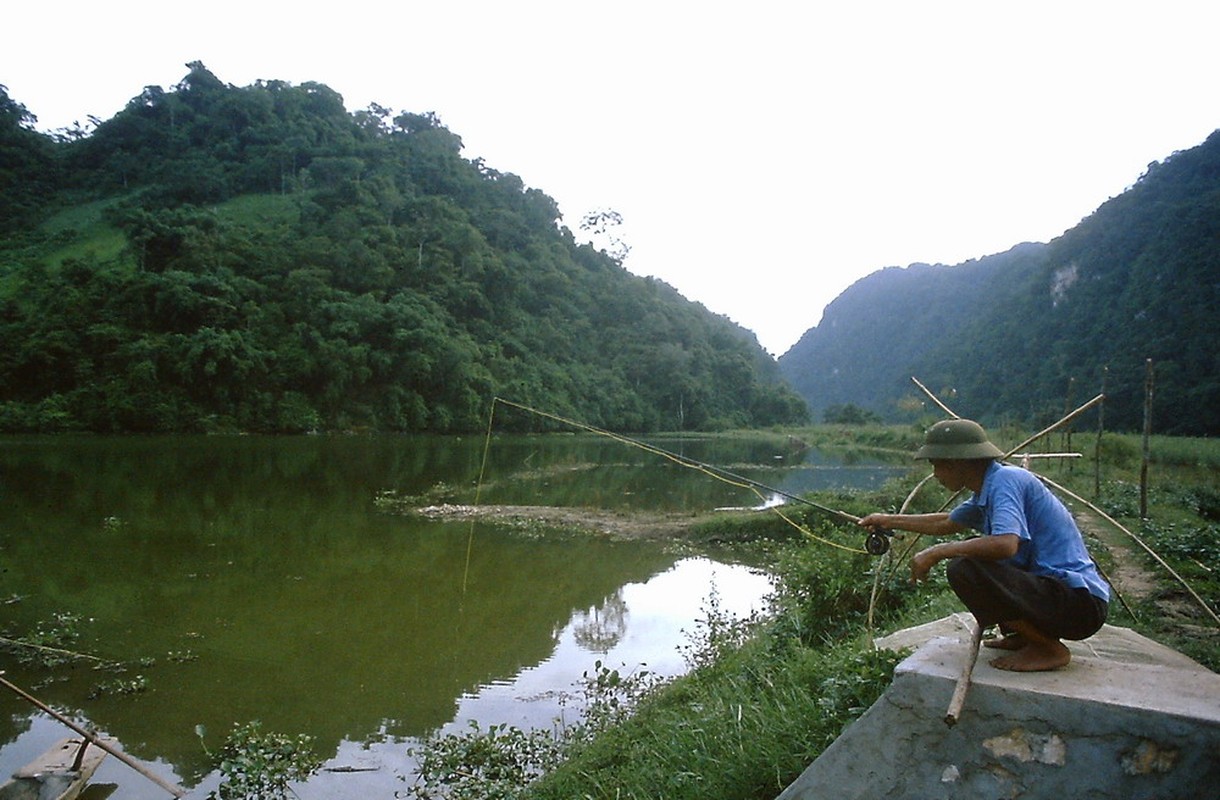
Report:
991,462,1038,484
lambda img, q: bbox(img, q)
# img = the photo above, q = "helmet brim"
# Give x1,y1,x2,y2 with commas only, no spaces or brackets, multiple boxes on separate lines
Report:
914,441,1004,460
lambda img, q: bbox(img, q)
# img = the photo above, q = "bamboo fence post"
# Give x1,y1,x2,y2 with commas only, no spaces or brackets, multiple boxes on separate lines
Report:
1095,367,1107,500
909,376,959,418
1063,377,1076,472
1140,359,1154,519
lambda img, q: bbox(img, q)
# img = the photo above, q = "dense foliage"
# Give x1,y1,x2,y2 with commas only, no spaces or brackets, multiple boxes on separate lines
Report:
780,131,1220,436
0,66,808,433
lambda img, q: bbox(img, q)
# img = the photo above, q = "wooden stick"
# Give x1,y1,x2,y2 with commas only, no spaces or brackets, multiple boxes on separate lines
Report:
908,377,1104,462
1036,473,1218,626
0,672,188,798
1002,394,1105,460
945,620,983,727
0,636,108,663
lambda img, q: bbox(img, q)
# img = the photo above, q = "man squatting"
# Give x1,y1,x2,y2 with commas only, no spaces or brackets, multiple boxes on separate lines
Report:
858,419,1111,672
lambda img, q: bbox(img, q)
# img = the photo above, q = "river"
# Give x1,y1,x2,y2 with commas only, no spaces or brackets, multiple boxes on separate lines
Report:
0,433,910,798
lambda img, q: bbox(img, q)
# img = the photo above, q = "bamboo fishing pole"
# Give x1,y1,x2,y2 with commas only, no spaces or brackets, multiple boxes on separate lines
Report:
0,672,188,798
491,397,881,538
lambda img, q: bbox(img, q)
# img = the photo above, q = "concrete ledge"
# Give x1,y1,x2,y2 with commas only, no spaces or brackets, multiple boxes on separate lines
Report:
777,614,1220,799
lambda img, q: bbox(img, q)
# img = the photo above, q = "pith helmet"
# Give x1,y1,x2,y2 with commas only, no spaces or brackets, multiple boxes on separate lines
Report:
915,419,1004,460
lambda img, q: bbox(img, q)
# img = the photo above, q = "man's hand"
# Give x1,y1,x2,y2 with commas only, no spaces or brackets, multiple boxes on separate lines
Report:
908,534,1020,584
909,544,943,583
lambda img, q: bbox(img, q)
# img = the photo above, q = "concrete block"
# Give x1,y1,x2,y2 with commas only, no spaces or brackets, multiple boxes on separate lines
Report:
776,615,1220,799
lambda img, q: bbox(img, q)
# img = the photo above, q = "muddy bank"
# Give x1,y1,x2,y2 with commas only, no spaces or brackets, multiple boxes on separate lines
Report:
413,503,714,541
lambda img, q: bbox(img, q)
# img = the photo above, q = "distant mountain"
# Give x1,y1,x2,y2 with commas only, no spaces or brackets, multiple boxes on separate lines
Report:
780,130,1220,436
0,64,808,433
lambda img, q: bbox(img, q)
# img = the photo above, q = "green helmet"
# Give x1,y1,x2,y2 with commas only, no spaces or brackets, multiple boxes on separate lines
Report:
914,419,1003,460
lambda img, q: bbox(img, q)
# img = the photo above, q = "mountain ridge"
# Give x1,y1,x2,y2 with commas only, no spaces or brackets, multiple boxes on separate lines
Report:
779,130,1220,436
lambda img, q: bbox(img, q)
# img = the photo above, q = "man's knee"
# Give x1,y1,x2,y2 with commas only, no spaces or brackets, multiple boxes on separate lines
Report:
945,556,979,592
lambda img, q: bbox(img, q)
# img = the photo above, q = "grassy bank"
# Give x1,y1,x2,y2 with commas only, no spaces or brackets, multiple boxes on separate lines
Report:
407,424,1220,800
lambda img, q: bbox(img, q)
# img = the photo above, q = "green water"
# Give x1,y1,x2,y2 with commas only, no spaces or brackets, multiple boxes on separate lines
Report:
0,434,907,798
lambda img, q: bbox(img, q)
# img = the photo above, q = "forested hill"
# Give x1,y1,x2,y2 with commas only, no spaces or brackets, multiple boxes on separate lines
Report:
779,129,1220,436
0,63,809,434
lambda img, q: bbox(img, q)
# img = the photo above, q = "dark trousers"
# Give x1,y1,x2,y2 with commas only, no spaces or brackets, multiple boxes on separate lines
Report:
946,557,1108,641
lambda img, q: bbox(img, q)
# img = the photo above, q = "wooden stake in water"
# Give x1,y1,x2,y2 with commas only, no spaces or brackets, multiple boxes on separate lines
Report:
0,672,188,797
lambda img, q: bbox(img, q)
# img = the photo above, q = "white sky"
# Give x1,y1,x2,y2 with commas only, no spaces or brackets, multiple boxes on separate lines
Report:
6,1,1219,355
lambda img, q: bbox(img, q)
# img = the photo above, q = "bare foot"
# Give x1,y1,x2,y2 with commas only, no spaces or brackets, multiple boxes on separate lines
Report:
990,641,1071,672
984,633,1026,651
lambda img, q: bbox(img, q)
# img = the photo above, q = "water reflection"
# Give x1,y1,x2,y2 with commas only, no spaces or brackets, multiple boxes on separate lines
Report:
0,434,887,797
310,558,772,800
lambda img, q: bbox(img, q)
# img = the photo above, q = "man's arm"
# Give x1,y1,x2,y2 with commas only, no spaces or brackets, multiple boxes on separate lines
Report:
910,533,1020,582
858,513,1020,582
858,511,967,537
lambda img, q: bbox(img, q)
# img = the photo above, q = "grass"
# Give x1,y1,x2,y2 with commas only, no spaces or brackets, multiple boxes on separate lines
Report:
1,192,300,288
32,196,131,267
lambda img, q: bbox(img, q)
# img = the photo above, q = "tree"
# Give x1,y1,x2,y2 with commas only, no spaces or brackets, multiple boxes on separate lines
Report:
823,403,882,425
580,208,631,264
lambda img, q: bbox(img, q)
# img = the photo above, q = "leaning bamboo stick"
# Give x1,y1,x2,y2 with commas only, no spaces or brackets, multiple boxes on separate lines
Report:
1036,473,1220,626
0,672,188,798
945,620,983,727
0,636,108,663
910,376,960,419
1003,394,1105,459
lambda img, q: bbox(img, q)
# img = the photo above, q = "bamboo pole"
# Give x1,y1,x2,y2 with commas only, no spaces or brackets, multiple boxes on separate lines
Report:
1141,359,1154,518
0,636,108,664
944,620,983,727
909,376,959,418
0,672,188,798
1003,394,1105,458
907,377,1104,459
1063,376,1076,463
1035,473,1219,626
1095,367,1107,499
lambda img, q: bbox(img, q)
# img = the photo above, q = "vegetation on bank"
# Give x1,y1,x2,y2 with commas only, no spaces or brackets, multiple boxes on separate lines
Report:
408,510,921,800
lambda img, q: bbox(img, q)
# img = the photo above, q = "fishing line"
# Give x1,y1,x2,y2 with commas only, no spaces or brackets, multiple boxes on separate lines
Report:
478,397,880,556
462,397,501,594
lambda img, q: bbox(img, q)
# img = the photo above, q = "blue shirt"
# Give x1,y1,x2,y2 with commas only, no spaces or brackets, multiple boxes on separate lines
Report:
949,461,1111,602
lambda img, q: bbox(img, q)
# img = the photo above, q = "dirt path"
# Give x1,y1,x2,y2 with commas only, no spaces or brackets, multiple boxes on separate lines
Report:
1073,508,1220,644
1074,509,1159,602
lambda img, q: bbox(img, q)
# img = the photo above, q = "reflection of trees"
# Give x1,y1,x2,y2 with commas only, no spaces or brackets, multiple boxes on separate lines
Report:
571,591,628,653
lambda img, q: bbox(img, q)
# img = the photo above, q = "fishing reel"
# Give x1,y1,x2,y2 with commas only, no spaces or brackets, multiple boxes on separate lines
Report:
864,526,893,556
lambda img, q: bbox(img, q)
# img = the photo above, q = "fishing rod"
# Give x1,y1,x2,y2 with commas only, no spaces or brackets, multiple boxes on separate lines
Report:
492,398,895,555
